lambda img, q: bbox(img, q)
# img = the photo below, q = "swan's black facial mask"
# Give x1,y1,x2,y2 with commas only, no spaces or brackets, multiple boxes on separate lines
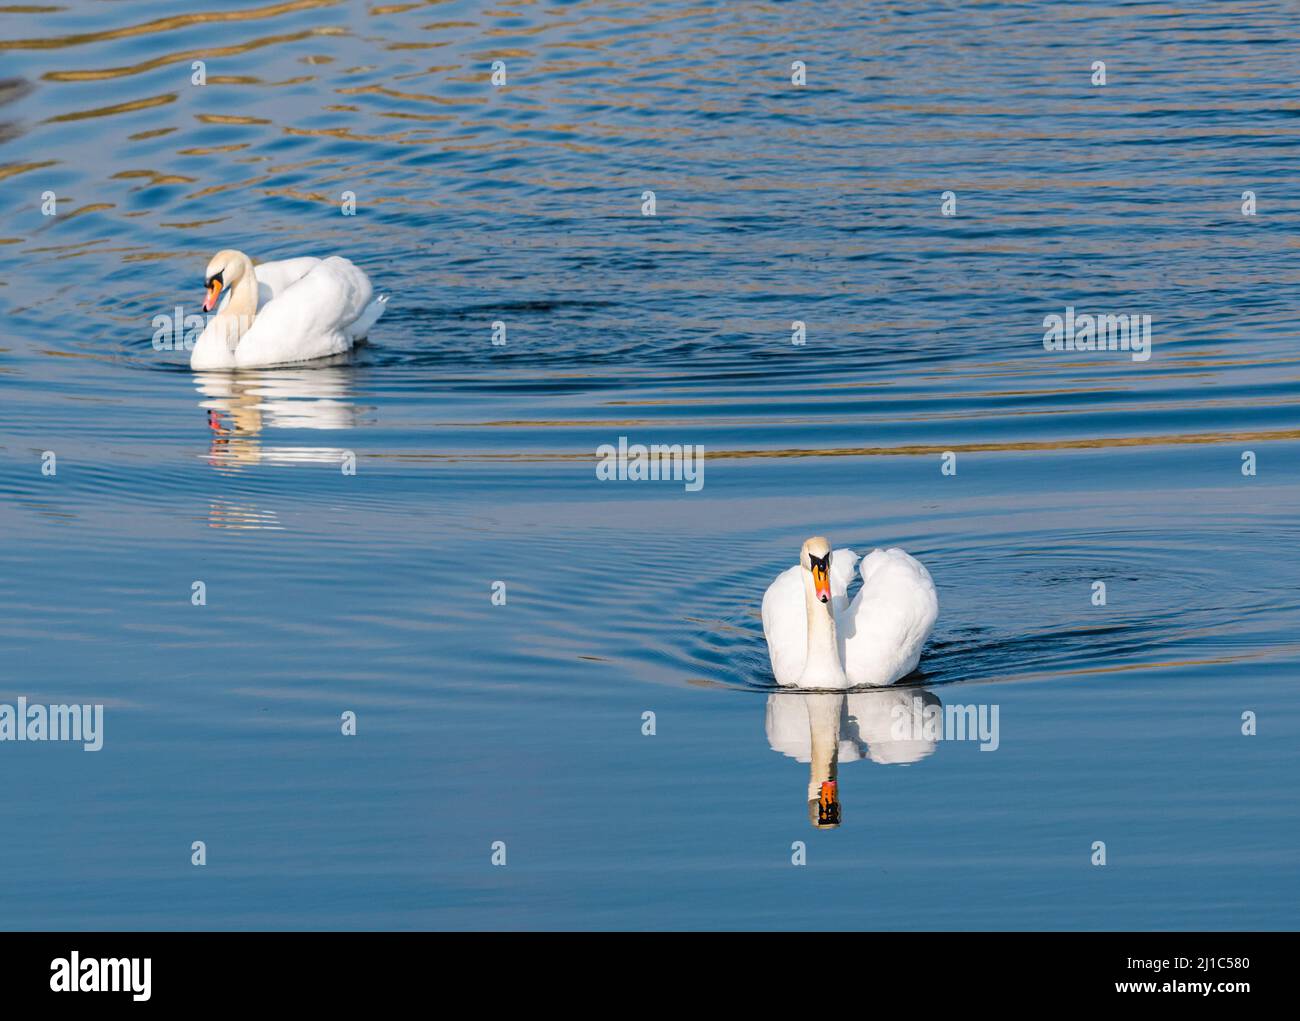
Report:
808,552,831,603
203,269,224,312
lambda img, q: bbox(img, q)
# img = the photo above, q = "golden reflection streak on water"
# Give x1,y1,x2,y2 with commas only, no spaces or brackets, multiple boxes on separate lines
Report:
160,217,230,229
186,172,277,201
692,429,1300,458
279,125,441,143
178,143,251,156
854,122,1300,147
20,243,188,264
44,92,175,123
414,20,480,31
122,250,194,263
335,83,486,107
589,393,1300,427
127,127,177,141
391,65,460,81
18,239,115,258
0,159,57,182
922,355,1300,381
42,27,345,82
51,203,115,223
361,427,1300,464
112,170,198,186
1002,641,1300,689
0,0,342,51
385,43,463,52
468,394,1300,430
210,74,319,86
374,110,457,124
260,186,437,211
195,113,272,125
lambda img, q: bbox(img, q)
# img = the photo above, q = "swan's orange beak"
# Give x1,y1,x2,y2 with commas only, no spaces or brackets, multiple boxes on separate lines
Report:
811,563,831,603
202,277,222,312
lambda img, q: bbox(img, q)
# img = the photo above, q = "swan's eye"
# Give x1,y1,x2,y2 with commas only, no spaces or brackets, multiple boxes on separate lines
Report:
205,271,223,288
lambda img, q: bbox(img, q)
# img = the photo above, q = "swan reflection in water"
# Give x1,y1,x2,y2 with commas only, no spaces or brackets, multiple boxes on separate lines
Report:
194,364,364,471
194,365,365,529
765,686,942,829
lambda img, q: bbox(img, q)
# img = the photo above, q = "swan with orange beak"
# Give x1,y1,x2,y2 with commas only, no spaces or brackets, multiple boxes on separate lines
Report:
761,534,937,690
761,533,939,824
190,248,388,370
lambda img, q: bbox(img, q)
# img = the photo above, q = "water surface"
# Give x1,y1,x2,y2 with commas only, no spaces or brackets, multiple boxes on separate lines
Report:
1,1,1298,930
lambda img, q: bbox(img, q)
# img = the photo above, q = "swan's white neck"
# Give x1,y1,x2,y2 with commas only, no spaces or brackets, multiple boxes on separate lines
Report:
192,257,258,368
799,568,846,687
214,261,258,349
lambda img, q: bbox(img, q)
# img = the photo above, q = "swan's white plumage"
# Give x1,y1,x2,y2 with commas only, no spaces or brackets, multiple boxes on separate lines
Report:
252,256,321,305
761,545,937,688
191,253,387,370
840,549,938,686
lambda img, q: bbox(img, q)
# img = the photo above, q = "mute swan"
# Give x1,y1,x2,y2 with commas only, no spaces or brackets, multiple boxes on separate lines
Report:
761,536,938,689
190,249,387,369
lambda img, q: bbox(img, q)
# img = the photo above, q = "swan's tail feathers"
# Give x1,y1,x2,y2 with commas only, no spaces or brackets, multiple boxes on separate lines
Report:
349,294,388,341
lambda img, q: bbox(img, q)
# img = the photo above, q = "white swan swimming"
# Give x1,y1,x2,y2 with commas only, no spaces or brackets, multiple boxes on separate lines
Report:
761,536,938,689
190,249,387,370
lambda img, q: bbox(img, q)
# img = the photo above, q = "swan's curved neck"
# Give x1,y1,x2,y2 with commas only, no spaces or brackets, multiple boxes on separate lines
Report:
800,569,845,685
214,256,258,350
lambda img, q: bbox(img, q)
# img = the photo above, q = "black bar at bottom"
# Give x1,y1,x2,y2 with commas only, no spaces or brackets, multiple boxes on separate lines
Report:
0,931,1281,1006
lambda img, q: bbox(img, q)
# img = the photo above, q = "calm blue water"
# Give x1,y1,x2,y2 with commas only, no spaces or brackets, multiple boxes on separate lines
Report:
1,1,1298,930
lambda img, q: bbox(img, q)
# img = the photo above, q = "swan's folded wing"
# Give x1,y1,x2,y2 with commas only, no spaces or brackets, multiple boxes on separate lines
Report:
237,257,374,366
762,565,806,686
762,549,857,686
254,257,321,305
840,548,938,686
829,547,859,617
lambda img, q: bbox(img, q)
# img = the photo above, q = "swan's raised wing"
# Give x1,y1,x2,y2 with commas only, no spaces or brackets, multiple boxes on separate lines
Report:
761,548,859,686
236,257,374,367
839,548,938,687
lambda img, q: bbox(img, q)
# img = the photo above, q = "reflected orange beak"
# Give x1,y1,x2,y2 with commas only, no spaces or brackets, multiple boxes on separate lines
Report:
814,781,841,828
202,279,222,312
812,564,831,603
